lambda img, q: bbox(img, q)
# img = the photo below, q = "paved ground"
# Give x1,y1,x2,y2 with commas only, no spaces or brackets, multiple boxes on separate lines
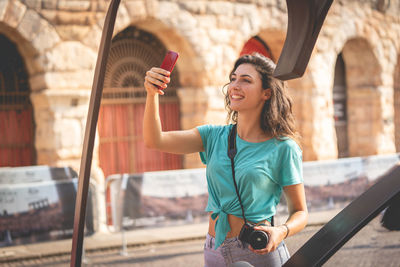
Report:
2,216,399,267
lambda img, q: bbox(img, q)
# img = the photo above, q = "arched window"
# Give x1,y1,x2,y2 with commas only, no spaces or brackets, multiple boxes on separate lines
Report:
240,36,273,60
333,53,349,158
0,34,35,167
99,27,182,177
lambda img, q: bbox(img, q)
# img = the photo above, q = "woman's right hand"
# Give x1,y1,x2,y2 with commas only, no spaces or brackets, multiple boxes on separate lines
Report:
144,67,171,96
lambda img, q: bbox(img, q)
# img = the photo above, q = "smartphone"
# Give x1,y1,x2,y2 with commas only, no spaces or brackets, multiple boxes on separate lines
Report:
160,50,179,72
158,51,179,90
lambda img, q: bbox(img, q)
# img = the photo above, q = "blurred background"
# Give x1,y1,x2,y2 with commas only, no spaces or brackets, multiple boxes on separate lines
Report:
0,0,399,255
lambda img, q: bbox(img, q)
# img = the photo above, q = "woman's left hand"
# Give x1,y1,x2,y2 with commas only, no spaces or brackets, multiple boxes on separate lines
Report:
248,225,287,255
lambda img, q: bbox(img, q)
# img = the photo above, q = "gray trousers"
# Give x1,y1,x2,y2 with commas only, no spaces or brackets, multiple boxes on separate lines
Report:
204,233,290,267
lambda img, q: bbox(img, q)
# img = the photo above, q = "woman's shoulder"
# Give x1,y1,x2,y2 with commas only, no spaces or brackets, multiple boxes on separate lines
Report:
197,124,232,136
274,136,302,154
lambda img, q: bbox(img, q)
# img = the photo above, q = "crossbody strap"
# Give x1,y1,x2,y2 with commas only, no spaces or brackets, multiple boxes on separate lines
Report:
227,124,274,227
227,124,247,224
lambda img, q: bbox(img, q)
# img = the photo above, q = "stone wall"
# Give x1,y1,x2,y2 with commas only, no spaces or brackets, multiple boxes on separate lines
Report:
0,0,399,171
288,0,400,160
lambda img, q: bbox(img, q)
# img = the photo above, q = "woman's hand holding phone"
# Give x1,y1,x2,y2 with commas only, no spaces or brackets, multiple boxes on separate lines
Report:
144,50,179,96
144,67,170,96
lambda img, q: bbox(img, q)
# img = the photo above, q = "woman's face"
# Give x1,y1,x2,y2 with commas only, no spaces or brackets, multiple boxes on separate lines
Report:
228,63,270,113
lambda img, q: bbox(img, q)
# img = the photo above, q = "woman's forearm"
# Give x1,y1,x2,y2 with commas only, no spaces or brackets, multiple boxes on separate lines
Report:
142,68,203,154
281,210,308,239
280,183,308,239
143,94,162,149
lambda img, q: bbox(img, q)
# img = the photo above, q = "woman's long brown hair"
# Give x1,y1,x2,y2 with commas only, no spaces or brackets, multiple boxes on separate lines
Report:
223,53,301,146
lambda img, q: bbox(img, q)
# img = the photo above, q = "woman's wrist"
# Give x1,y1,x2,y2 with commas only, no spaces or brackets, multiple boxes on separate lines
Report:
280,224,289,239
146,90,158,98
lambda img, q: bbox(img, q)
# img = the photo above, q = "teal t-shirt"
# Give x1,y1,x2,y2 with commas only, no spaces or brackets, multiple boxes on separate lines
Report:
197,124,303,249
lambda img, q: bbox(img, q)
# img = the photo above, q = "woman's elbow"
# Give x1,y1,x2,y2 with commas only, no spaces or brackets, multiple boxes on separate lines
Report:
144,139,157,149
143,135,162,150
144,139,153,149
293,209,308,229
303,210,309,226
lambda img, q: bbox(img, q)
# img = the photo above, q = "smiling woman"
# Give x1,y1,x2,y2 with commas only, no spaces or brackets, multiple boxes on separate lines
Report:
143,53,307,267
228,64,270,122
224,54,300,145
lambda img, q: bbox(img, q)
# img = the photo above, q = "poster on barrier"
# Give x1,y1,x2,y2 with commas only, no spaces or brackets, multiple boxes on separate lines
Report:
302,154,400,211
106,154,400,229
0,166,95,247
106,168,208,230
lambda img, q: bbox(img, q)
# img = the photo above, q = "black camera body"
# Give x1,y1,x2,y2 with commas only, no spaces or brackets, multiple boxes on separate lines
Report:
238,222,269,250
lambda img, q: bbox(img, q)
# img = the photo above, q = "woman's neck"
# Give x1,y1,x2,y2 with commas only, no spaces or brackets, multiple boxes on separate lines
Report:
236,114,270,143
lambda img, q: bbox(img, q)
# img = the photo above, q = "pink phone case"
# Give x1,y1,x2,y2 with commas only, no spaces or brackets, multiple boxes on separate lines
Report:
160,50,179,72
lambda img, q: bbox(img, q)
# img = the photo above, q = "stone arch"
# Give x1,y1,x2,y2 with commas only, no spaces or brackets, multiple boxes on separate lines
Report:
0,3,65,169
332,53,349,158
256,29,287,63
86,1,205,89
394,55,400,152
87,8,209,168
239,36,274,61
104,26,181,91
112,16,205,89
0,1,60,79
238,28,287,64
341,37,383,156
0,33,36,167
236,27,286,61
121,19,209,168
99,26,183,176
135,20,205,88
0,24,37,76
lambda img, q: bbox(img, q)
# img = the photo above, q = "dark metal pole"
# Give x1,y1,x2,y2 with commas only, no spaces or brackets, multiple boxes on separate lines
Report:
273,0,333,80
70,0,121,266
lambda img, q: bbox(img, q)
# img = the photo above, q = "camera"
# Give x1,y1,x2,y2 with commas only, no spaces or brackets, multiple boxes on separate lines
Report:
238,222,269,250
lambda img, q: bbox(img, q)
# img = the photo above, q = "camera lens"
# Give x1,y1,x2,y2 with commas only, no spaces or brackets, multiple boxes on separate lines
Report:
249,230,269,250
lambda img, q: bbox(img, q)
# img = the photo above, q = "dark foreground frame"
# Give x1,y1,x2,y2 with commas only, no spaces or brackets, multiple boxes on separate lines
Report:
70,0,121,266
73,0,388,266
284,165,400,267
273,0,334,80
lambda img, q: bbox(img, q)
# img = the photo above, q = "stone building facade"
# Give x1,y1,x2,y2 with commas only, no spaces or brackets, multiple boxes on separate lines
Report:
1,0,399,221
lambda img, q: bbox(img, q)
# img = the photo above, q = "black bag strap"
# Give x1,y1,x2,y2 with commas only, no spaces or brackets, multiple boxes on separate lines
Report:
227,124,247,224
227,124,274,226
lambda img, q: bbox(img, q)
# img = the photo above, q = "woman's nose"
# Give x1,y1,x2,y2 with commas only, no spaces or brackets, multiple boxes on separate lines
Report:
229,81,239,91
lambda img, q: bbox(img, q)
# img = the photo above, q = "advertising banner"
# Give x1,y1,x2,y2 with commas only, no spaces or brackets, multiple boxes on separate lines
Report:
0,166,95,247
302,154,400,210
106,154,400,230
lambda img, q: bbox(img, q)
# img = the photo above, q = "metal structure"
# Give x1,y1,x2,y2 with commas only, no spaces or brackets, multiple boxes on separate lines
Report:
70,0,121,266
273,0,334,80
284,165,400,266
74,0,400,267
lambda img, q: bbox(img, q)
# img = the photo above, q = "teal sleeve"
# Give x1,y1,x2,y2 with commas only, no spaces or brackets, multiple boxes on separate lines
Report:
197,125,211,165
279,141,303,186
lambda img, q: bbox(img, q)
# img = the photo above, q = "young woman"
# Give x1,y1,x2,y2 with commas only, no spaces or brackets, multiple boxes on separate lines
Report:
143,53,308,267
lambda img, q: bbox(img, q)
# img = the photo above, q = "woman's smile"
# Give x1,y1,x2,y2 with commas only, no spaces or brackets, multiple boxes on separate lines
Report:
231,94,244,100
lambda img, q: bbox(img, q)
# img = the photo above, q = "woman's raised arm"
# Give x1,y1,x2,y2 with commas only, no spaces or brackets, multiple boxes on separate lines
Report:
143,67,204,154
